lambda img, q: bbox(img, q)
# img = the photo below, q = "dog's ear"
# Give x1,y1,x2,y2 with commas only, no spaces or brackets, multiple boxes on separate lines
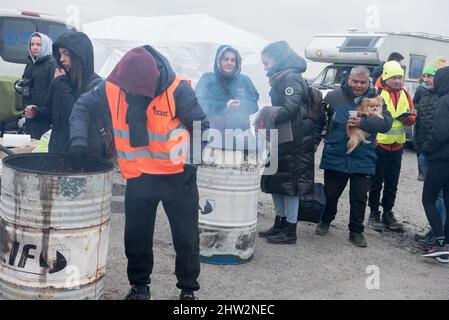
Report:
360,98,369,106
375,96,384,105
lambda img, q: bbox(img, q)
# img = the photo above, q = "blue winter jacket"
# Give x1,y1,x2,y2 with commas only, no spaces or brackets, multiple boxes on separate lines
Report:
195,45,259,133
320,85,393,175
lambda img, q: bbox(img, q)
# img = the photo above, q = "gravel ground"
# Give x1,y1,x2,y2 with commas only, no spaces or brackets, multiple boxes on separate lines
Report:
104,147,449,300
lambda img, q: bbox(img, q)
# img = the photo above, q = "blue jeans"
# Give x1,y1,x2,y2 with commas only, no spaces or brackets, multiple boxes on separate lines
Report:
418,153,446,226
272,194,300,224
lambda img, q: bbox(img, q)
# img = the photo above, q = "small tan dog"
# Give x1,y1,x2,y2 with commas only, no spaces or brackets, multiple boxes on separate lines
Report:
347,96,384,154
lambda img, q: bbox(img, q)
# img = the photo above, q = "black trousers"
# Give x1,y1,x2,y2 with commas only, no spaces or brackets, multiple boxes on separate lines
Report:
369,147,403,213
422,161,449,241
321,170,371,233
124,166,200,292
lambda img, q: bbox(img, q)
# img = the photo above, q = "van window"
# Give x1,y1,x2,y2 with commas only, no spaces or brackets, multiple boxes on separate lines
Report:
323,68,337,85
312,65,375,90
0,18,37,64
44,22,75,42
409,54,426,79
340,37,380,52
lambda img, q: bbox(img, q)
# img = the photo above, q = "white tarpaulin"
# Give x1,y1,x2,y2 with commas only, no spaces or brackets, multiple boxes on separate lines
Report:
83,13,270,104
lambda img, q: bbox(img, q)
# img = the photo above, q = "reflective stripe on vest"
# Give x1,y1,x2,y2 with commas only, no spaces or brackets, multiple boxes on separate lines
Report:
113,127,183,142
376,89,410,144
105,76,192,179
384,121,406,136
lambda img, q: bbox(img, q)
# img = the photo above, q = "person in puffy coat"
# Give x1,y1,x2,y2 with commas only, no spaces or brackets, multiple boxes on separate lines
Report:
414,65,446,245
421,66,449,262
258,41,321,245
19,32,55,139
315,66,393,248
195,45,259,135
24,31,103,157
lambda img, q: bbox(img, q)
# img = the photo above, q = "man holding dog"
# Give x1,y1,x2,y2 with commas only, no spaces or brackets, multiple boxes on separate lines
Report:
316,66,393,247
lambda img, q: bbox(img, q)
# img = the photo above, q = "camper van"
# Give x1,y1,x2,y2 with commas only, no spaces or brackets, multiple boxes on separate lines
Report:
305,32,449,97
0,8,76,77
305,31,449,147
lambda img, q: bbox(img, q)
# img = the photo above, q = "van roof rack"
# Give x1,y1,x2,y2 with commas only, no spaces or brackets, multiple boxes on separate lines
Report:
394,32,449,42
315,31,449,42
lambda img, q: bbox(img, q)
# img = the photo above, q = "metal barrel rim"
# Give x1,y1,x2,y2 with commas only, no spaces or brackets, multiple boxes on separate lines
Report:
2,153,114,176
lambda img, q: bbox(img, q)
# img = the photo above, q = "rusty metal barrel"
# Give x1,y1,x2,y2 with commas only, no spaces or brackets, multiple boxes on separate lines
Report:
0,154,113,300
198,145,262,265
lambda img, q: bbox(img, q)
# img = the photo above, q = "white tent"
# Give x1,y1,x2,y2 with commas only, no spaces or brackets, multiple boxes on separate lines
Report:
83,13,270,104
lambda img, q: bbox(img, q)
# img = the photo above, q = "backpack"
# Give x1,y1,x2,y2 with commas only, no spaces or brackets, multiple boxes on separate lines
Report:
297,79,325,121
86,77,117,160
308,86,324,121
299,85,326,220
298,183,326,223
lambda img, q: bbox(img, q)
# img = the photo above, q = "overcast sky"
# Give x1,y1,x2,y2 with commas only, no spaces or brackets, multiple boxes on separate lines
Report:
1,0,448,76
2,0,448,49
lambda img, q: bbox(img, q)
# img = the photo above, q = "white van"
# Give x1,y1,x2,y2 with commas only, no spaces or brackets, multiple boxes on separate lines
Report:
0,8,76,77
305,31,449,146
305,31,449,97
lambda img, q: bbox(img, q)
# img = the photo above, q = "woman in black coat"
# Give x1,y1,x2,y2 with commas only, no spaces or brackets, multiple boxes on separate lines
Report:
422,66,449,261
258,41,318,245
24,32,104,158
18,32,55,139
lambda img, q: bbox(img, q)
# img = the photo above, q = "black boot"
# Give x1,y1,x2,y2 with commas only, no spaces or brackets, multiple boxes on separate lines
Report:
382,211,404,231
315,221,330,236
180,290,197,300
258,216,287,238
124,285,151,300
349,232,368,248
267,222,297,244
368,211,384,232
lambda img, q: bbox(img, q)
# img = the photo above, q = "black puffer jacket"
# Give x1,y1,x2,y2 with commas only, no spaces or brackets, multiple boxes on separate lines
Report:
22,56,55,108
414,87,440,153
22,56,55,138
423,67,449,162
21,33,56,138
35,32,102,156
261,47,316,197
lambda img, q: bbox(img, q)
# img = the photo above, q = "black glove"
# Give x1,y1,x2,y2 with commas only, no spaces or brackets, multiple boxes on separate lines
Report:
68,145,88,171
395,112,412,121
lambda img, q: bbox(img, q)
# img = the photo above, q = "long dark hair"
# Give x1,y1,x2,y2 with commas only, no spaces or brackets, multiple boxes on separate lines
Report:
65,49,84,92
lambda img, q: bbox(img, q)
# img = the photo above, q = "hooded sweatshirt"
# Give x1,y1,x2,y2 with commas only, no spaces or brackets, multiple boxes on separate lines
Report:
21,32,56,139
213,45,242,78
107,47,160,147
28,32,53,64
36,31,101,154
69,45,210,168
53,31,99,93
195,45,259,133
